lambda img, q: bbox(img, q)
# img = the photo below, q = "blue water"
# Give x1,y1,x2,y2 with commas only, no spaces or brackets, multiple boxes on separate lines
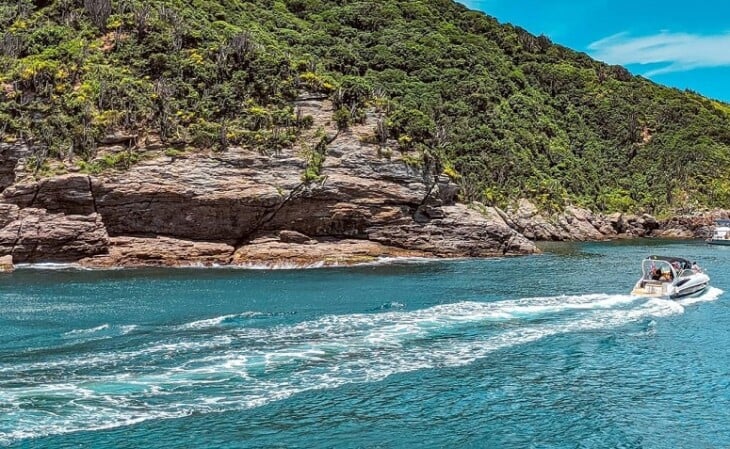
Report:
1,240,730,448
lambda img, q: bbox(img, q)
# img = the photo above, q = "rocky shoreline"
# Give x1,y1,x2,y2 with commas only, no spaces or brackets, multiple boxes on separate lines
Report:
1,99,726,272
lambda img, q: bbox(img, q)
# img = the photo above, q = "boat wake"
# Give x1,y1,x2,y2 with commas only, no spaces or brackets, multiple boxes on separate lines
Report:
62,324,138,340
0,288,723,444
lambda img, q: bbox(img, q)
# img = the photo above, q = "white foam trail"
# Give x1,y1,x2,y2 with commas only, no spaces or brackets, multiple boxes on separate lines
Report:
0,294,644,375
231,256,440,270
63,324,111,337
344,256,444,267
0,291,720,445
8,257,442,273
59,324,138,342
120,325,138,335
173,312,264,330
371,301,407,311
676,286,724,306
14,263,92,271
235,261,327,270
176,315,239,330
0,335,236,375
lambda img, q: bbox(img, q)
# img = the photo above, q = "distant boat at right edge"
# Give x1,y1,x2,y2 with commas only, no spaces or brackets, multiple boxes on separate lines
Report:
707,219,730,245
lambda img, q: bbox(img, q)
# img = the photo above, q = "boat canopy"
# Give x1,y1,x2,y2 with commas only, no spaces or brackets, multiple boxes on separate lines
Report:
645,255,692,270
714,219,730,227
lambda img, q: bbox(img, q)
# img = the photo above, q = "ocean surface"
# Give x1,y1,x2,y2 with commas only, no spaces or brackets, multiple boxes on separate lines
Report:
1,239,729,448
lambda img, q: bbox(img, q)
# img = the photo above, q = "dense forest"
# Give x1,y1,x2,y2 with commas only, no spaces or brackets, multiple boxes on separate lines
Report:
2,0,730,214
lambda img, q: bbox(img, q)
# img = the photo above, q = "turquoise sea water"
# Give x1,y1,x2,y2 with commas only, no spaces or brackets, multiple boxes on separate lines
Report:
1,239,730,448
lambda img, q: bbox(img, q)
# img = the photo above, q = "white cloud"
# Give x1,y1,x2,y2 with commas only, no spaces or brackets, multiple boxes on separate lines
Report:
588,31,730,77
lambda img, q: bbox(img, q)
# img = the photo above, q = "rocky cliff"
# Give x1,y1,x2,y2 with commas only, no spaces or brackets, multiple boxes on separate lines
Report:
0,100,539,268
0,99,722,269
501,198,728,241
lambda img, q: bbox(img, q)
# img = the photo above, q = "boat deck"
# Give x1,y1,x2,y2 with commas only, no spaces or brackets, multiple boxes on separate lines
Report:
631,280,667,297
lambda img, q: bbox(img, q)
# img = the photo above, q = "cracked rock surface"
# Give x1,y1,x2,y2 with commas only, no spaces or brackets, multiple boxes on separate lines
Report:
0,100,538,267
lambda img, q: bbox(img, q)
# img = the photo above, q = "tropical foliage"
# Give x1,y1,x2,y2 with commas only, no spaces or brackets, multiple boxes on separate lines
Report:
2,0,730,214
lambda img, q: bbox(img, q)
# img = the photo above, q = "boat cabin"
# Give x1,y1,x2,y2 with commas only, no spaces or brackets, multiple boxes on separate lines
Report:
632,256,709,298
640,256,696,283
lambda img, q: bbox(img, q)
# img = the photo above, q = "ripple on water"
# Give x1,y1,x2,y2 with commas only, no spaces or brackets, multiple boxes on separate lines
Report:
1,245,727,448
2,289,720,445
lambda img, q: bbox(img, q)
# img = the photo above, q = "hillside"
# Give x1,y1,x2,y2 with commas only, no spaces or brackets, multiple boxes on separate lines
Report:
3,0,730,213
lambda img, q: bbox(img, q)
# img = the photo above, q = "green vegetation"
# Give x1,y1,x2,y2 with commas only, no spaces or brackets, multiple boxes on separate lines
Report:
302,131,328,183
2,0,730,214
78,150,139,173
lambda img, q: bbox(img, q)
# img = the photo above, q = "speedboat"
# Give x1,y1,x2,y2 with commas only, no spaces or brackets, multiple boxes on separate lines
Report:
631,256,709,299
707,219,730,245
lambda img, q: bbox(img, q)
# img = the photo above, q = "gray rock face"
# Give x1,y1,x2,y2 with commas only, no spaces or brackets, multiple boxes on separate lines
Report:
3,174,96,215
655,210,729,238
506,199,569,241
0,144,30,192
0,208,108,263
0,100,542,266
90,149,299,242
4,112,721,269
0,100,541,267
369,204,535,256
503,199,668,241
2,93,725,267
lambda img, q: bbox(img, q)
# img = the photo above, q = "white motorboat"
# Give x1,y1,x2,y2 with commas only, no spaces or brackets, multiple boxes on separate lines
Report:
707,219,730,245
631,256,709,299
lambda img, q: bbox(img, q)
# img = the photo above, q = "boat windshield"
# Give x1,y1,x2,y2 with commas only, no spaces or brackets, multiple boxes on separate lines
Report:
641,259,675,281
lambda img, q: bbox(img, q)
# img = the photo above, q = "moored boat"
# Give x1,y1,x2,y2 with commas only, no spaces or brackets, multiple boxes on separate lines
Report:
631,256,709,299
707,219,730,245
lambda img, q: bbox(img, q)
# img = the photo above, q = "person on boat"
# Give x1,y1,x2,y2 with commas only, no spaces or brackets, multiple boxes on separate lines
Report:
692,262,702,273
659,270,673,282
650,268,662,280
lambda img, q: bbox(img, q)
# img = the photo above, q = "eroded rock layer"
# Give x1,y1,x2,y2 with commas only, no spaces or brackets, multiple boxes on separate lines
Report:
0,101,541,267
3,100,717,268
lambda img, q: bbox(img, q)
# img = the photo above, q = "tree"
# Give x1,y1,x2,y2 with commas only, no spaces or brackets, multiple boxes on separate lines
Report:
83,0,111,31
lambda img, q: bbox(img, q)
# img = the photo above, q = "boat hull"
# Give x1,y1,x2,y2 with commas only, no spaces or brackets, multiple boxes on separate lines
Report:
631,275,710,300
631,283,708,299
707,239,730,246
669,282,709,299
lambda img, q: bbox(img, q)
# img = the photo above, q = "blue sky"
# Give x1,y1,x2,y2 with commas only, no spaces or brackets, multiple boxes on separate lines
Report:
460,0,730,102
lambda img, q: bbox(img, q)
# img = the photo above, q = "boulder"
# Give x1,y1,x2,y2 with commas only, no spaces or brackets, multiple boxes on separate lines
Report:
559,206,607,241
81,236,233,268
505,199,567,241
278,230,313,244
99,133,138,145
0,255,13,272
653,228,694,239
232,237,428,268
